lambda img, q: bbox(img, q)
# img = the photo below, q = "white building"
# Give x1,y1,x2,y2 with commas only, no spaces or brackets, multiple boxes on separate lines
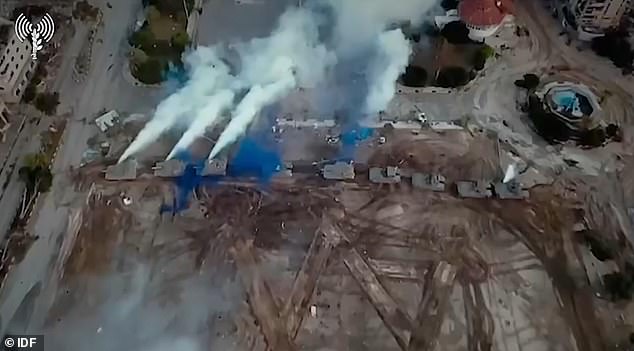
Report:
0,99,10,142
458,0,514,41
0,30,36,103
567,0,632,38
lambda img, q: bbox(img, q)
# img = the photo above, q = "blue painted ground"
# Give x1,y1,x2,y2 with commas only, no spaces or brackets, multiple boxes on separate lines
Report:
160,135,282,214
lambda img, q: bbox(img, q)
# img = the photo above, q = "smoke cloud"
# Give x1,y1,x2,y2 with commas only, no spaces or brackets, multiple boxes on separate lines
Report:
364,29,412,114
120,0,439,163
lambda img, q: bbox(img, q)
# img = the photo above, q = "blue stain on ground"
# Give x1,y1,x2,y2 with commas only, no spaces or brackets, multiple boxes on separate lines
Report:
227,137,282,182
339,123,374,160
160,135,282,215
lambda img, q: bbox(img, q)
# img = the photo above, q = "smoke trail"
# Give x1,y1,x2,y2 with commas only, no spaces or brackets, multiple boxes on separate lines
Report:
120,1,440,162
119,47,240,162
209,78,295,159
166,90,235,160
364,29,412,114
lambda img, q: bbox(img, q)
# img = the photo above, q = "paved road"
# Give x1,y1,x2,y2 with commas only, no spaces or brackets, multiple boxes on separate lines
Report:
0,0,152,336
197,0,297,46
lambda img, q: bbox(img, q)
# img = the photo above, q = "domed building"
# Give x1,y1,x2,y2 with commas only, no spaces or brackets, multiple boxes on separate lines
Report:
458,0,514,40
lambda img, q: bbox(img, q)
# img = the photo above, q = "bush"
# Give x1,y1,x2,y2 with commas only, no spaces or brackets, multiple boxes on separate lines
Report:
129,28,156,50
400,66,427,87
515,73,540,90
579,127,606,147
441,21,473,44
133,59,166,84
472,50,487,71
171,31,190,52
441,0,460,10
22,84,37,103
435,66,469,88
34,92,60,115
604,272,633,301
527,94,570,142
591,30,634,69
606,123,623,142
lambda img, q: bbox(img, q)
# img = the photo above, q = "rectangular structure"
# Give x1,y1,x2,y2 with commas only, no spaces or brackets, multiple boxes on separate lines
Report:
322,161,355,180
154,159,186,177
412,173,446,191
0,31,36,103
456,180,492,198
200,158,227,176
493,181,529,200
369,167,401,184
568,0,632,33
105,160,138,180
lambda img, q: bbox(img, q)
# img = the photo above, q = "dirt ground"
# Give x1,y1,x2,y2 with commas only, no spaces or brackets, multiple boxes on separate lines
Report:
38,129,627,351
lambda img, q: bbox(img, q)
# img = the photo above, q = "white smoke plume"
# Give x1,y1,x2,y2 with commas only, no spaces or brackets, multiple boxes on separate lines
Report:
166,89,235,160
120,0,439,163
208,8,336,158
364,29,412,114
119,47,241,162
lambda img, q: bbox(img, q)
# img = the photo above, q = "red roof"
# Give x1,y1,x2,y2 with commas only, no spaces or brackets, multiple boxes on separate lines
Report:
458,0,513,27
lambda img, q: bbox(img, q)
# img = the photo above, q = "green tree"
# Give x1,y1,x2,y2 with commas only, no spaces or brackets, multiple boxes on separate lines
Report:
34,92,60,115
436,66,469,88
523,74,540,89
441,21,472,44
171,31,190,51
133,58,165,84
400,65,427,87
129,28,156,50
22,84,37,103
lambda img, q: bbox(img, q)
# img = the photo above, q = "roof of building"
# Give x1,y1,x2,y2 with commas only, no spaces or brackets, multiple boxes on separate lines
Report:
456,180,492,198
95,110,120,133
322,162,355,180
412,173,446,191
369,167,401,184
105,160,138,180
154,159,186,177
200,158,227,176
493,181,529,199
458,0,512,27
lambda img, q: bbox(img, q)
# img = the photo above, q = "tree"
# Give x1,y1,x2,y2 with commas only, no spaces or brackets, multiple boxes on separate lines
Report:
129,28,156,50
400,66,427,87
591,30,634,69
515,73,540,90
472,49,487,70
579,127,606,147
441,0,459,10
441,21,472,44
171,31,190,52
603,272,633,301
606,123,623,142
22,84,37,103
522,74,540,89
18,153,53,219
133,58,165,84
435,66,469,88
34,92,60,115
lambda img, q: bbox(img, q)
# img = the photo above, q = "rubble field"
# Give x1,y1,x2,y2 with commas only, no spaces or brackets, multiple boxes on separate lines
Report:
40,130,623,351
